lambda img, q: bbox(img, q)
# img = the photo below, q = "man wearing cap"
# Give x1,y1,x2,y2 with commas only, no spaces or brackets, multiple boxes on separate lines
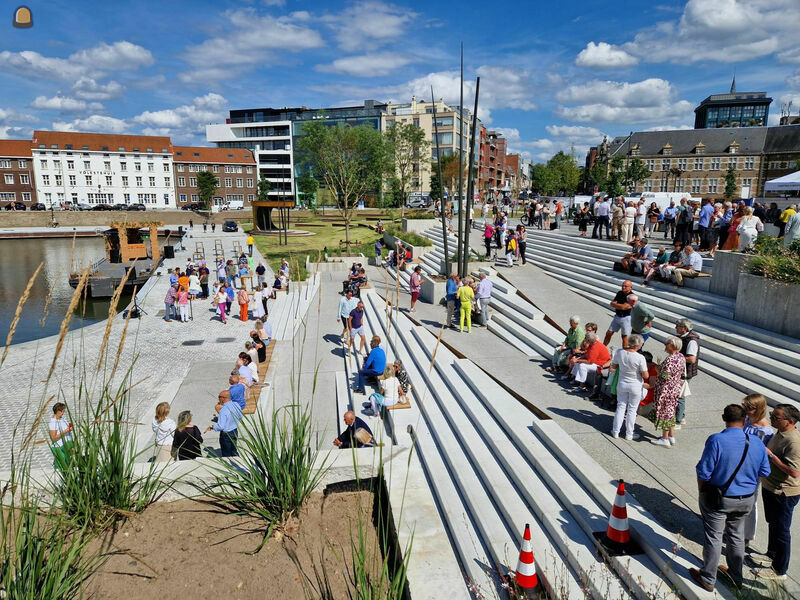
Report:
691,404,770,592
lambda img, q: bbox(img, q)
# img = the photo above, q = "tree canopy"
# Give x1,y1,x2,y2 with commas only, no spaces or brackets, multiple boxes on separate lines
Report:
196,171,218,209
531,151,580,196
386,122,429,215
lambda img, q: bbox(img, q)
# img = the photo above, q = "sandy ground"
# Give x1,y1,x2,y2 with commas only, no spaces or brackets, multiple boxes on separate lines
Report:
89,490,379,600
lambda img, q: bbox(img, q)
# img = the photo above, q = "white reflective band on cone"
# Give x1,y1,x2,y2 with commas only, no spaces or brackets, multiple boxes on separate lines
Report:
608,515,628,531
517,560,536,576
614,494,626,508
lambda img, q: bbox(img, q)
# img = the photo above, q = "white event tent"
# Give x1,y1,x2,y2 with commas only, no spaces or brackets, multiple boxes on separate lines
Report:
764,170,800,191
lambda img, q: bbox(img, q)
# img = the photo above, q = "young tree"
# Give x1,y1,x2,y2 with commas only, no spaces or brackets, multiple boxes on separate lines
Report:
257,176,271,202
547,151,580,196
606,156,626,197
296,171,318,210
724,165,738,199
386,122,430,217
587,161,608,193
624,158,651,193
531,162,555,195
196,171,218,210
429,163,443,205
296,121,391,251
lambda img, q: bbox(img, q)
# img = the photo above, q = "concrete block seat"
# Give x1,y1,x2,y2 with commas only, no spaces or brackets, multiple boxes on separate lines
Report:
358,290,707,599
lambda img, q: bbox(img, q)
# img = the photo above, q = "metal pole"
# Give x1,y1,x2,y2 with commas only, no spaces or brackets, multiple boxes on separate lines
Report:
463,77,480,272
457,42,465,277
431,86,449,273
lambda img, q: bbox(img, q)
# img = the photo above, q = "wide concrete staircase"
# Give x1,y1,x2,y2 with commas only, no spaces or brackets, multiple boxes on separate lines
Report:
521,229,800,408
266,273,321,341
337,289,724,600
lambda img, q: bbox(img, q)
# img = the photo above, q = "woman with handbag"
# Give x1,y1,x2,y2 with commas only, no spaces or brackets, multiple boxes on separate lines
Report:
650,337,686,448
645,202,661,237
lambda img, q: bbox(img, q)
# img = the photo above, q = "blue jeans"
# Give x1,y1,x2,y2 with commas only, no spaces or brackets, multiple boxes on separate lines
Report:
219,429,239,457
357,367,383,391
164,302,176,321
762,488,799,575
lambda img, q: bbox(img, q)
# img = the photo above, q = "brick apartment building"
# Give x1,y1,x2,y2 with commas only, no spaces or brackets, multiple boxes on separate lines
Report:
479,128,509,198
172,146,257,209
0,140,37,206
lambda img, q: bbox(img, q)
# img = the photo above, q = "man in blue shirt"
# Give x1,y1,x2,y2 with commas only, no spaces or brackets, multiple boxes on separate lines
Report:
228,376,247,410
355,336,386,394
205,390,244,457
444,273,458,329
663,201,679,240
697,199,715,250
692,404,770,591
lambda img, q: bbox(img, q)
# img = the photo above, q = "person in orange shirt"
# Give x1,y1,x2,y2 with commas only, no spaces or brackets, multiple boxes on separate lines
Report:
178,272,189,291
567,332,610,393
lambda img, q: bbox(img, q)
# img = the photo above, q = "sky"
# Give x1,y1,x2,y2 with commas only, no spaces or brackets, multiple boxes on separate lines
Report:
1,0,800,162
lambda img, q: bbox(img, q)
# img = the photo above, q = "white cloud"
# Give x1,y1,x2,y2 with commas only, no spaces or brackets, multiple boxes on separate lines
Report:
0,41,152,81
132,93,227,138
787,69,800,91
644,124,694,131
555,78,694,124
545,125,606,141
71,77,125,101
322,1,417,52
263,0,286,5
316,52,415,77
575,42,638,68
31,95,104,113
181,9,324,83
52,115,129,134
617,0,800,64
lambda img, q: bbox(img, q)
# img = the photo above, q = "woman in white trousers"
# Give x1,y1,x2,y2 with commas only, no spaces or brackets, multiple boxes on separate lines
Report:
609,334,649,440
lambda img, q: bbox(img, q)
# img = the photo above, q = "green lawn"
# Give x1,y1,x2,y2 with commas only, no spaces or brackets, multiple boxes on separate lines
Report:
250,218,383,281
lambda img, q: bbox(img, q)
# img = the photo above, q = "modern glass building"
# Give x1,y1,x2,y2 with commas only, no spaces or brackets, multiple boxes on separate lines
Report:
694,79,772,129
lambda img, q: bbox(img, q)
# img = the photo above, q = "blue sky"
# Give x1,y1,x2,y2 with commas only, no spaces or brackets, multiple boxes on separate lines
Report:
1,0,799,162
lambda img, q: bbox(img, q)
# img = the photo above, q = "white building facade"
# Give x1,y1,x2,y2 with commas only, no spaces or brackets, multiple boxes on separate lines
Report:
31,131,174,208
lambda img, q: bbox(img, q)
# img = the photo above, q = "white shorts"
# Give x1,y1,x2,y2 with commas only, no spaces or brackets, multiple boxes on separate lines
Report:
608,315,632,335
351,326,365,337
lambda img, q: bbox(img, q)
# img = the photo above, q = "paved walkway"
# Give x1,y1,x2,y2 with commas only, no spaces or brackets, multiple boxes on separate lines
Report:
366,223,800,597
0,224,272,468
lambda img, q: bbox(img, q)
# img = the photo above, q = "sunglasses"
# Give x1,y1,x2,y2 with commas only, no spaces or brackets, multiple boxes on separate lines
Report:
770,412,788,421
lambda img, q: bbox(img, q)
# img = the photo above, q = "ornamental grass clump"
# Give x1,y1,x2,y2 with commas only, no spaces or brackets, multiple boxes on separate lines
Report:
746,237,800,285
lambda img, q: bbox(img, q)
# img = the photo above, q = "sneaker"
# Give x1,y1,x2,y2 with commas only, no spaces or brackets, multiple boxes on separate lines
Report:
668,436,676,445
751,567,787,581
746,554,773,568
651,438,672,447
680,418,687,425
610,432,619,438
625,433,640,441
362,401,371,408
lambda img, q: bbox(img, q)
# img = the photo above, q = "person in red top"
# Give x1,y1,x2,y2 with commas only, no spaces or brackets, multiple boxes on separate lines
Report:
554,200,564,230
567,332,610,392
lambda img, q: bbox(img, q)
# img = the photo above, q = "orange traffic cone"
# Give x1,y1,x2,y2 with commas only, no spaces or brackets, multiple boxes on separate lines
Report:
605,479,631,549
515,523,538,589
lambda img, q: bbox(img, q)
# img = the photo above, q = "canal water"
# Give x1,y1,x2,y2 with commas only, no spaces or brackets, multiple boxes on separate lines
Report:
0,237,131,345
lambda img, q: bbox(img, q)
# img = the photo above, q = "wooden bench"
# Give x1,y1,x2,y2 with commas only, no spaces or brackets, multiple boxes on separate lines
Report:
243,340,276,415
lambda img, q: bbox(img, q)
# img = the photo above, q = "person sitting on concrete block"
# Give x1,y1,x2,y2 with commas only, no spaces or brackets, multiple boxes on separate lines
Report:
333,410,373,449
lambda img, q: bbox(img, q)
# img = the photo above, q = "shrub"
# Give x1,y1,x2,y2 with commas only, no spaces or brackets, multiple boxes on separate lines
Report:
744,235,800,285
384,225,432,247
402,212,438,220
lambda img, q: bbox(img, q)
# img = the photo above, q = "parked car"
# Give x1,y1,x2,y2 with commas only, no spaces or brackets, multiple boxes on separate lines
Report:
406,196,431,209
126,203,146,211
91,203,113,211
181,202,200,211
29,203,47,211
111,203,128,211
75,203,92,211
3,201,26,211
222,220,238,232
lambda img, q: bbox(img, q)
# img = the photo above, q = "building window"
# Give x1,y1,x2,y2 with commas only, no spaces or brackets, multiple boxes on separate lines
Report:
136,176,142,186
213,165,219,173
710,158,721,170
163,163,170,172
645,159,655,171
707,178,718,194
57,192,64,203
164,177,171,187
124,194,130,203
85,175,92,186
0,192,16,201
44,193,51,203
246,178,253,187
180,194,186,202
226,194,244,202
22,192,31,201
248,194,254,203
224,165,234,173
69,175,76,186
189,177,197,186
225,178,232,187
40,159,48,169
83,161,90,170
191,194,199,202
103,161,111,171
236,178,243,187
727,158,737,170
42,174,50,185
120,162,127,171
690,179,702,194
0,159,11,168
55,175,62,186
177,164,184,172
178,177,185,186
122,176,128,186
4,174,14,184
661,159,670,171
215,178,221,186
744,157,754,170
643,179,653,192
742,177,753,188
677,158,687,170
149,177,156,187
693,158,704,170
53,160,61,169
675,178,685,192
148,163,154,172
18,159,26,168
135,162,141,171
236,166,243,173
103,175,111,186
659,178,668,192
19,174,29,184
247,166,253,174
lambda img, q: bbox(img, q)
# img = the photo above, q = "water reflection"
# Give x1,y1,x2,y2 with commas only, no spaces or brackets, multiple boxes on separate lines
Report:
0,237,131,345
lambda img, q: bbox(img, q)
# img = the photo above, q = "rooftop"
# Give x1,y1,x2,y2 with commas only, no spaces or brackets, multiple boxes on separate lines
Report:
172,146,255,164
32,131,172,154
0,139,33,158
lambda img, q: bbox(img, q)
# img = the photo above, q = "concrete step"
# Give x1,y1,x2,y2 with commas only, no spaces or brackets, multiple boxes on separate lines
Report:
489,312,560,359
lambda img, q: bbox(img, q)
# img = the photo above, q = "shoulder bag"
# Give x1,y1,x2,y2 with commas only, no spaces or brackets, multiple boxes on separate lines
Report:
704,434,749,510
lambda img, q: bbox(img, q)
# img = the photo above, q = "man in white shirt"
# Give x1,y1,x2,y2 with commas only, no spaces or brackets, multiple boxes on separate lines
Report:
635,198,647,238
476,273,493,326
592,197,611,239
672,245,703,287
337,290,358,340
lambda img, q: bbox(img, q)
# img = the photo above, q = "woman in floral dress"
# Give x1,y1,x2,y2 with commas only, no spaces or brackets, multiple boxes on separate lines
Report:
651,337,686,448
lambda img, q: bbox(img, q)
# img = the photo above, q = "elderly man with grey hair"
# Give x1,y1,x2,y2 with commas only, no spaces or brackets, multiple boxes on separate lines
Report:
476,272,493,326
568,331,611,393
675,318,700,427
628,294,655,343
547,315,585,375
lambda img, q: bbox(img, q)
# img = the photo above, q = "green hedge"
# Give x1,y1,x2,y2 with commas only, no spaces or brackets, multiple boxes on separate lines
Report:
745,236,800,285
384,225,432,247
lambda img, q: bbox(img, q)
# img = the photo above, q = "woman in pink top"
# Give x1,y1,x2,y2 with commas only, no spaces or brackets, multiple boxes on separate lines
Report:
177,287,190,322
409,265,424,313
483,222,494,258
